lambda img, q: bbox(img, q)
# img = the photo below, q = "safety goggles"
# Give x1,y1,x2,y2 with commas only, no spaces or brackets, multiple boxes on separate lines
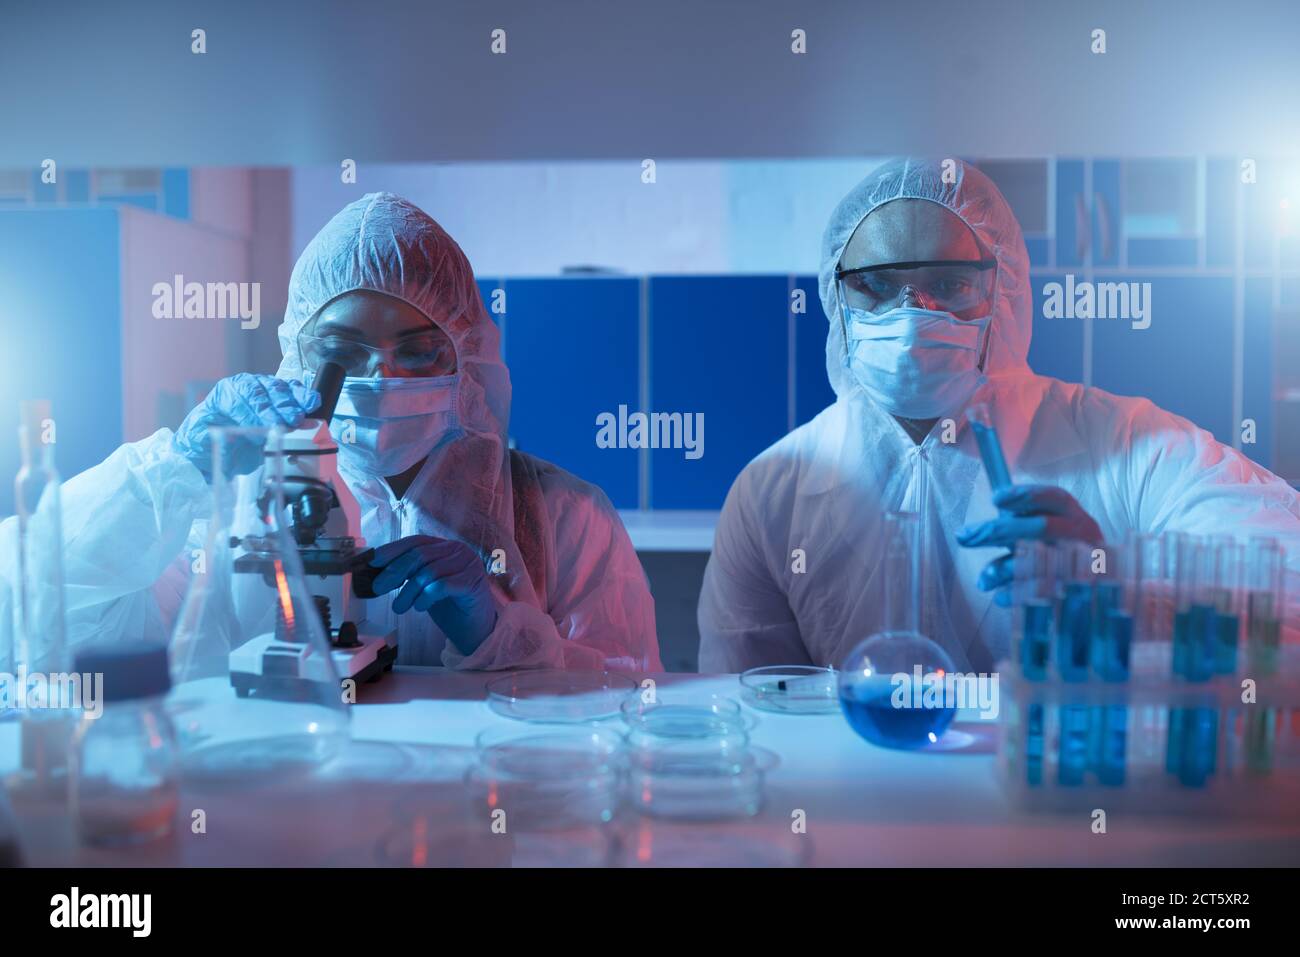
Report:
297,331,455,378
835,259,997,320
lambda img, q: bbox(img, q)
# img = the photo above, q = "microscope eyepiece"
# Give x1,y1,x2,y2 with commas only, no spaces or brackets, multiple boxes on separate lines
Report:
309,360,347,424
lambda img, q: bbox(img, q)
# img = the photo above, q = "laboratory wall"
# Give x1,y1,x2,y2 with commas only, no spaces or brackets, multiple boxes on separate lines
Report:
0,169,291,513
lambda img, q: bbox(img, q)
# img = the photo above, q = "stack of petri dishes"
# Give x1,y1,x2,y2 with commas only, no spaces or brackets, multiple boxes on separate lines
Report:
466,725,625,830
620,689,763,820
454,724,624,866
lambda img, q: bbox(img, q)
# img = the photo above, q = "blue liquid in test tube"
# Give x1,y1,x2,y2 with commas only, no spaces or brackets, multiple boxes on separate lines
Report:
1214,612,1239,675
1021,599,1052,681
1026,704,1044,787
1098,706,1128,786
1095,596,1133,784
1177,708,1218,787
1057,582,1093,681
1058,705,1090,786
1055,574,1092,785
1091,581,1132,681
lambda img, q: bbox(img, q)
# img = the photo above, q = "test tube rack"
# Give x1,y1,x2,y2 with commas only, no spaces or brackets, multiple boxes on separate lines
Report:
997,644,1300,816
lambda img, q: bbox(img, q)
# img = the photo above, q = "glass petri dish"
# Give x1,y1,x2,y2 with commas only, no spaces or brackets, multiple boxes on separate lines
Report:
468,725,625,830
376,820,616,868
620,690,746,738
614,819,811,867
623,723,762,821
626,767,764,821
739,665,840,714
475,725,624,777
624,727,752,774
486,670,637,722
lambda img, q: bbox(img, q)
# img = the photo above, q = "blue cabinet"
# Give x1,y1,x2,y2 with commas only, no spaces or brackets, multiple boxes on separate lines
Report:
1090,276,1235,445
1242,278,1275,471
496,277,640,509
1028,274,1086,384
1054,160,1087,268
1205,158,1238,268
649,276,789,509
1091,159,1121,267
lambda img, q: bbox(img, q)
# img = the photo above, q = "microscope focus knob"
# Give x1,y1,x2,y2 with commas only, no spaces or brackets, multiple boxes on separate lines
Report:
334,621,361,648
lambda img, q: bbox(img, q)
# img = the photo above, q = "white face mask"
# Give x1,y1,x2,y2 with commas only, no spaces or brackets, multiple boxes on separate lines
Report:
325,374,461,477
843,305,989,419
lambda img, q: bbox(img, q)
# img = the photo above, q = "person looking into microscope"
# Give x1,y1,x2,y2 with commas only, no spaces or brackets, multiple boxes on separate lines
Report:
9,193,660,672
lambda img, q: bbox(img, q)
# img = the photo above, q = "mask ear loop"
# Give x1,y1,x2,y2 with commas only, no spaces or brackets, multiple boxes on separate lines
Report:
835,277,853,367
971,246,999,373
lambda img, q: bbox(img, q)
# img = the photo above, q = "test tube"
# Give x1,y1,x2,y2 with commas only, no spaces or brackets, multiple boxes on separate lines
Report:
1055,543,1093,682
1133,533,1173,646
1054,543,1092,786
1165,534,1194,775
1171,535,1217,682
1128,535,1169,769
1245,537,1285,677
1011,541,1053,789
1091,541,1134,682
1211,540,1245,675
1167,535,1223,785
1013,541,1055,682
965,403,1012,494
1091,542,1133,786
1244,537,1285,774
1025,702,1044,787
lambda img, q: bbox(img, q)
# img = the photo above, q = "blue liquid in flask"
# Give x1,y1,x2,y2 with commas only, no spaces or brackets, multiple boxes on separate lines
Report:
839,686,956,750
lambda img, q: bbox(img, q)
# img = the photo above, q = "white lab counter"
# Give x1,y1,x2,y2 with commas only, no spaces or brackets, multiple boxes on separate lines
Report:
5,668,1299,867
618,510,717,552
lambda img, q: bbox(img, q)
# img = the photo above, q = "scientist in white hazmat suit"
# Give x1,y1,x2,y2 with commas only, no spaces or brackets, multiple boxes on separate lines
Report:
4,193,661,672
698,158,1300,673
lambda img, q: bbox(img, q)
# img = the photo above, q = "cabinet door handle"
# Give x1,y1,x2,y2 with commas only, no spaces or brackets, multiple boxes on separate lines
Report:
1095,192,1113,260
1074,193,1091,261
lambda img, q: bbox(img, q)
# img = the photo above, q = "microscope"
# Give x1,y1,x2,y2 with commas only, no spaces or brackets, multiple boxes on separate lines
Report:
228,361,398,699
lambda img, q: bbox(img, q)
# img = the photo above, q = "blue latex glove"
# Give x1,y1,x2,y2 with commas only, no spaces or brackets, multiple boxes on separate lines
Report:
368,535,499,656
172,374,320,478
957,484,1104,607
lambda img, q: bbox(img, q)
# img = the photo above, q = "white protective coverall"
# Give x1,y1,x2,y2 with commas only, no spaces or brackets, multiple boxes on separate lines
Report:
698,158,1300,674
0,193,661,673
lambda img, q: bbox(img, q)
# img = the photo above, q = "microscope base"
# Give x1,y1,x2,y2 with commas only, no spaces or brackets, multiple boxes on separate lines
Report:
230,629,399,700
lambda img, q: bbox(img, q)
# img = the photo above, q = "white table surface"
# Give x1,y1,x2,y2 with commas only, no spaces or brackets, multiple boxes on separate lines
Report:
5,667,1299,867
616,510,717,552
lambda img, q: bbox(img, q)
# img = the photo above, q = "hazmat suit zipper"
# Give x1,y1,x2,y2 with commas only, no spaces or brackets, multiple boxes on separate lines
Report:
388,495,406,646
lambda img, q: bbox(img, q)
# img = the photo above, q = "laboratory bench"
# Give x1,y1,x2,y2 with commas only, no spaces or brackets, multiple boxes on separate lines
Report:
4,667,1297,868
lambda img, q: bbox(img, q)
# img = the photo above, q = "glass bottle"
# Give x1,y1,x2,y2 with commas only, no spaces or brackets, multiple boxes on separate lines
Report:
69,642,178,846
5,400,71,797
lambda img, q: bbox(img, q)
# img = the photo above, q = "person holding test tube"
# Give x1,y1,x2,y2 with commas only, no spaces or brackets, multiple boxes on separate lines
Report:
699,158,1300,674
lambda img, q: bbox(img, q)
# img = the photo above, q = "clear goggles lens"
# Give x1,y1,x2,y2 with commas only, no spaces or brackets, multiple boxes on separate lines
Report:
836,259,996,319
297,331,453,378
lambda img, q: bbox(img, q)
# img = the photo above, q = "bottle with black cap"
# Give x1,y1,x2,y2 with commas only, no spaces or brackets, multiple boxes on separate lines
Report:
69,642,179,847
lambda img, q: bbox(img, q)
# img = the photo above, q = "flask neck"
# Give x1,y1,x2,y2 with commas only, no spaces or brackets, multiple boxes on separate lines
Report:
18,426,57,472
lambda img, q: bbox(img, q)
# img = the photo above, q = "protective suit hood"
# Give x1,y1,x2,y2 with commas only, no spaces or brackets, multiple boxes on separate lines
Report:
275,192,513,575
818,158,1034,400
